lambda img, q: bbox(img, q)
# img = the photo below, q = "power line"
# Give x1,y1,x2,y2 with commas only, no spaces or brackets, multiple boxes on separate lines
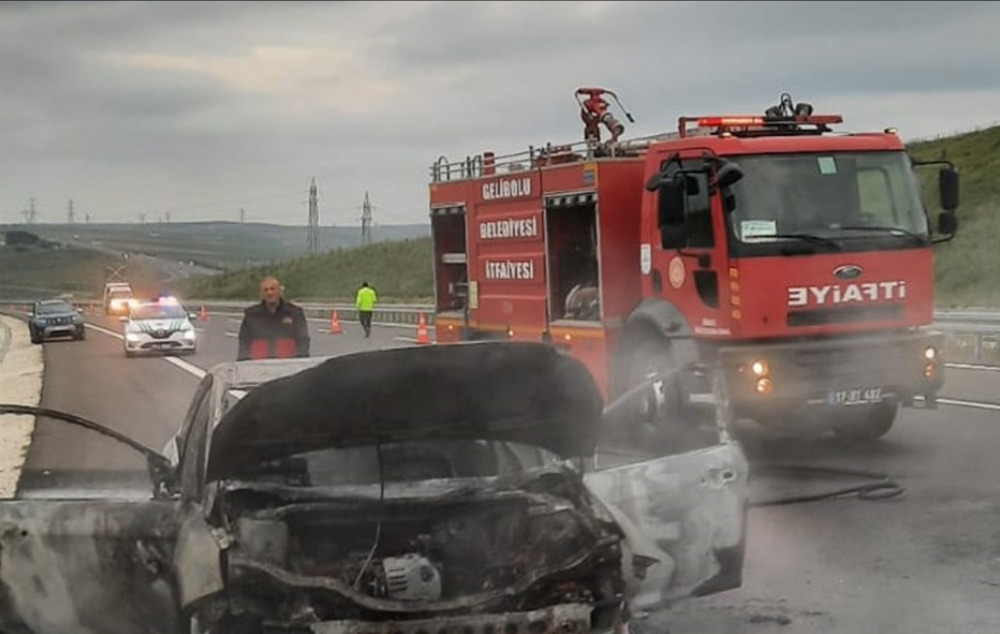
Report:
21,198,37,224
361,191,372,246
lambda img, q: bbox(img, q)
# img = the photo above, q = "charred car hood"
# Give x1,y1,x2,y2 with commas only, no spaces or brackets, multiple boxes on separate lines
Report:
207,341,605,481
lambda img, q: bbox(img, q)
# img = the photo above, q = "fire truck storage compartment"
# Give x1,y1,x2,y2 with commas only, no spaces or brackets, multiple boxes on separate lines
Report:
547,199,600,321
432,209,468,312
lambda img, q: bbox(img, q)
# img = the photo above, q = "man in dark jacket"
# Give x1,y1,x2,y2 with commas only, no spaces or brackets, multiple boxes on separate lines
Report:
237,276,311,361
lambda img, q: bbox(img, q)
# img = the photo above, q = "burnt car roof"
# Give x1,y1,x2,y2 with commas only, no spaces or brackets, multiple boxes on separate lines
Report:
206,341,605,481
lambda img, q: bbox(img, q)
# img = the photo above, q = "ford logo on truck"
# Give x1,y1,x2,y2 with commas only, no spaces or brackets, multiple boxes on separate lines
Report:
833,264,863,280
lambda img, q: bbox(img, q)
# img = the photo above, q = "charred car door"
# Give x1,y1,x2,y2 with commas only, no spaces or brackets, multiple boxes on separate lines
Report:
0,405,184,634
583,440,749,612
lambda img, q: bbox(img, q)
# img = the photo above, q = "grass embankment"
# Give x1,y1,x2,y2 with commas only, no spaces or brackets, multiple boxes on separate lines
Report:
172,237,434,303
909,124,1000,308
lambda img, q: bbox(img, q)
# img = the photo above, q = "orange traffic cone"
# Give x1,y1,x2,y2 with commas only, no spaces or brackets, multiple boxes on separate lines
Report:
329,309,342,334
415,311,430,345
199,305,208,321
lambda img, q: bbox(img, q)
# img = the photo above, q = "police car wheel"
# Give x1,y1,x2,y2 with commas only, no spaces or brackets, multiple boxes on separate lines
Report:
125,350,136,359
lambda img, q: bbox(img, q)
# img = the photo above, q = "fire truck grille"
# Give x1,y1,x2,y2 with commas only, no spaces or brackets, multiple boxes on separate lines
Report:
787,304,904,328
790,341,907,381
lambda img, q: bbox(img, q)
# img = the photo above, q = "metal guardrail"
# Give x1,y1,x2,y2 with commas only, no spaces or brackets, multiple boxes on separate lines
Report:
2,300,998,365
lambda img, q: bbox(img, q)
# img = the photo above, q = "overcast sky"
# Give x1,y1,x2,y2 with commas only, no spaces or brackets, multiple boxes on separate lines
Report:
2,0,998,227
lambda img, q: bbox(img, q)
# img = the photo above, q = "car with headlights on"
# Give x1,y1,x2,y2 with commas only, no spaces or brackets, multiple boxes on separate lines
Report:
28,299,86,344
121,296,198,358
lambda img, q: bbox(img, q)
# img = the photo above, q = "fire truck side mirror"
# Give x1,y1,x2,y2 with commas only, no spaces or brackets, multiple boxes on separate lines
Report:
714,162,744,191
937,211,958,237
657,179,687,249
939,167,959,212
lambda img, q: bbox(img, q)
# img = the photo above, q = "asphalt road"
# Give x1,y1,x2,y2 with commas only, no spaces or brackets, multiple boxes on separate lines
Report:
15,308,418,493
6,306,1000,633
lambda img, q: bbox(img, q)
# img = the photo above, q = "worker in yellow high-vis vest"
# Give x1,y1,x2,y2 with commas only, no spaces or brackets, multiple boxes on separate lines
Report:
355,281,378,338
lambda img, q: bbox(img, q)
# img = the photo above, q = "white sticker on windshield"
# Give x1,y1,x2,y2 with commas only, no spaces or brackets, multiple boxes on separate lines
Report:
741,220,777,239
818,156,837,174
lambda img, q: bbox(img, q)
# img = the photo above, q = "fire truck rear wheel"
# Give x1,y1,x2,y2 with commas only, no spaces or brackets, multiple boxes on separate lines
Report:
832,401,898,441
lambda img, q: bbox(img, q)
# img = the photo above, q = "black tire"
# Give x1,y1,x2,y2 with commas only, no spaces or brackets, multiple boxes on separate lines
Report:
30,329,42,345
125,350,136,359
832,400,898,441
618,332,705,452
76,330,86,341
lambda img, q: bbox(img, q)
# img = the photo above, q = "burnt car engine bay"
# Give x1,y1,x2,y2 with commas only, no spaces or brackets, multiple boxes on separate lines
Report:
196,472,630,631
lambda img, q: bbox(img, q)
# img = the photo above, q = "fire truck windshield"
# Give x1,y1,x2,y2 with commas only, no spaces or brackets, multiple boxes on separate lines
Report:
725,150,929,255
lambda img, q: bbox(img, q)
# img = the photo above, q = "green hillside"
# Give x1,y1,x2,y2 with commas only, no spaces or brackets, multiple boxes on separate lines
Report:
7,221,430,271
908,124,1000,307
173,237,434,303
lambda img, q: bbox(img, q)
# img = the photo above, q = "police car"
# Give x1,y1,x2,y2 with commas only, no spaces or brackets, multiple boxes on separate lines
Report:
121,296,198,358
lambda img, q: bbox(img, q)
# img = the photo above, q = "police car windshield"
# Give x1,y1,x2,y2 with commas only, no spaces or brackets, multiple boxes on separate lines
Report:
132,304,186,320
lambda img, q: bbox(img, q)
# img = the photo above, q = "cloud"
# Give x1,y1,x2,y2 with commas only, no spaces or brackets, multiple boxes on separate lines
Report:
1,1,998,226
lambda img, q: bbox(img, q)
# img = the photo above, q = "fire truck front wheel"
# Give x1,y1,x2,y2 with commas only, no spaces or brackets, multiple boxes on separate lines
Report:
831,400,898,441
620,333,703,451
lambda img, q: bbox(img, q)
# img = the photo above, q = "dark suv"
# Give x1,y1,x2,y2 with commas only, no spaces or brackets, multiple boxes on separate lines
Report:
29,299,86,344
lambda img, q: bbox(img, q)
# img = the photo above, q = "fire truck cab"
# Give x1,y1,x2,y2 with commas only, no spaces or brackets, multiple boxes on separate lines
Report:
428,91,959,444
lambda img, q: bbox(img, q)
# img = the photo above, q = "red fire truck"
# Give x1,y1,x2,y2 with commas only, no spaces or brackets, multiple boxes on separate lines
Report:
428,90,960,442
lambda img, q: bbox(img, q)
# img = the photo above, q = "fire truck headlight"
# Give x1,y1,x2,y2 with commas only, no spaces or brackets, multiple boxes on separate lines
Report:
751,359,770,377
923,346,937,361
755,377,773,395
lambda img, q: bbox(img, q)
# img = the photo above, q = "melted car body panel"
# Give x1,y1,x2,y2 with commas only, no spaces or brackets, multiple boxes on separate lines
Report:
584,443,749,610
0,500,181,634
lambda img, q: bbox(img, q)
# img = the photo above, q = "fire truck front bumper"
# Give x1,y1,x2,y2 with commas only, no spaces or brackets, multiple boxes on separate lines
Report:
717,330,945,420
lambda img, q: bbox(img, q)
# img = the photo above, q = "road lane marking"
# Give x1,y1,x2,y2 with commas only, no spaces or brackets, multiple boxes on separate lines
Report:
225,331,238,338
85,322,206,379
945,362,1000,372
914,395,1000,412
164,356,206,379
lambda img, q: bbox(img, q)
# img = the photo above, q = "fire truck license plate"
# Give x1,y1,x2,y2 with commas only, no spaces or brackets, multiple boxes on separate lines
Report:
827,387,883,406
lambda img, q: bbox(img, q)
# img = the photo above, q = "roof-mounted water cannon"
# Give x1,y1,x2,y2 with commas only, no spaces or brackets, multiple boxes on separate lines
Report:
575,87,635,144
762,92,842,131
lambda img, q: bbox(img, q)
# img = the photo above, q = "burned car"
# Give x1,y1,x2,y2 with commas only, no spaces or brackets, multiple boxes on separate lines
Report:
0,341,749,634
